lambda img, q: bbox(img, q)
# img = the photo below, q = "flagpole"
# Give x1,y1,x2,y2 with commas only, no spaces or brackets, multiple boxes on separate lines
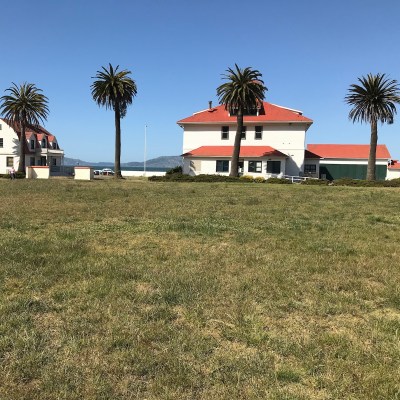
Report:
144,124,147,177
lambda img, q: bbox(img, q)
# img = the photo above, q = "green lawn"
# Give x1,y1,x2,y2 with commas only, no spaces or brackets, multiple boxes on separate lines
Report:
0,179,399,399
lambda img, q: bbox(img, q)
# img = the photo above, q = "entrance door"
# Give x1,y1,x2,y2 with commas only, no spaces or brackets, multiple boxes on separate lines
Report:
40,156,47,166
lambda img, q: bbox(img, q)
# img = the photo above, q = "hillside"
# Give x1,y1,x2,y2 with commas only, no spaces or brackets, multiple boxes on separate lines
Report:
64,155,182,168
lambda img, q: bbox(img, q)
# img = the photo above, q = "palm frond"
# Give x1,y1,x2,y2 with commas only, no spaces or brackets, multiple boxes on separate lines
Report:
345,73,400,125
216,64,267,111
91,63,137,117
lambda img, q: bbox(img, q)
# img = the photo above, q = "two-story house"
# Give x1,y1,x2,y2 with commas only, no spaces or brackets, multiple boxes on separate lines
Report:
177,101,315,178
0,118,64,174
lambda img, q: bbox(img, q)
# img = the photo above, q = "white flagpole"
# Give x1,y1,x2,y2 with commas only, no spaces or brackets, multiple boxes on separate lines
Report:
144,125,147,176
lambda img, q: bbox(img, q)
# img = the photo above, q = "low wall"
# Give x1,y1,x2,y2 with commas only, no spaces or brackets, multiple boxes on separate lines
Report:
75,167,94,180
26,166,50,179
121,170,166,177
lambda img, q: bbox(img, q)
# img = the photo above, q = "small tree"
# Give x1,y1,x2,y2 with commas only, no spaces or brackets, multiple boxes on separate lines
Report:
217,64,267,177
345,73,400,181
91,64,137,178
0,83,49,173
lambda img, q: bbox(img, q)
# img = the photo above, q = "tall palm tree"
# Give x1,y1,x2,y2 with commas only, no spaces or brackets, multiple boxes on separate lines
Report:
217,64,267,177
345,73,400,181
91,64,137,178
0,83,49,174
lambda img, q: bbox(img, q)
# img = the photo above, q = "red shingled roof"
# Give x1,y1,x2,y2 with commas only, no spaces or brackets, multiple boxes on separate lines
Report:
183,146,288,158
304,150,322,159
177,102,312,124
307,144,391,159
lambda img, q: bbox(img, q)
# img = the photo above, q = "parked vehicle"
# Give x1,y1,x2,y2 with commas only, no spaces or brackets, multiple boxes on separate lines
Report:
101,168,115,176
94,170,101,175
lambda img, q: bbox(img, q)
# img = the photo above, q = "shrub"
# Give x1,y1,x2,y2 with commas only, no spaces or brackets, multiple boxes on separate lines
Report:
332,178,385,187
148,174,241,183
166,165,183,175
266,177,292,184
254,176,266,183
300,178,329,185
239,175,254,182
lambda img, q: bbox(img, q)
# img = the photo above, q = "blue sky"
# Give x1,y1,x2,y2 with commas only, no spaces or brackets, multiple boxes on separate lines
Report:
1,0,399,162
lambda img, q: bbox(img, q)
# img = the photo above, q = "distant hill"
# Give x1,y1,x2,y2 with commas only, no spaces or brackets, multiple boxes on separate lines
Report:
64,155,182,168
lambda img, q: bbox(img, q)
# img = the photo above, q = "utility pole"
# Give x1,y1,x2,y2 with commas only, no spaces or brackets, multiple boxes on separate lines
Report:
144,124,147,176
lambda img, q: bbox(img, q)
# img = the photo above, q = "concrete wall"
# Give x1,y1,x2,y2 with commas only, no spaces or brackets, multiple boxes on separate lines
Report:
26,166,50,179
74,167,93,180
386,168,400,180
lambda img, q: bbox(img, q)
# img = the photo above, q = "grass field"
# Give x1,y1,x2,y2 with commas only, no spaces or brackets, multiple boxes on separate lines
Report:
0,179,399,399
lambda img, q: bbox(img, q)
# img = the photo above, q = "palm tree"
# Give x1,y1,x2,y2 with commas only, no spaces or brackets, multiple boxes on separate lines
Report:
91,64,137,178
0,83,49,174
217,64,267,177
345,73,400,181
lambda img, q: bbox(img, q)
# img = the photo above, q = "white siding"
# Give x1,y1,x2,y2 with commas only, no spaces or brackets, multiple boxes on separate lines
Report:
182,122,308,176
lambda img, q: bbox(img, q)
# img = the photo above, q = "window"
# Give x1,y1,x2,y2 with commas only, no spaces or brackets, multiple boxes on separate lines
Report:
30,140,35,150
30,157,35,166
0,124,2,130
0,138,3,148
304,164,316,174
267,160,281,174
6,157,13,167
248,161,262,173
41,139,46,148
221,126,229,140
255,126,262,140
52,158,57,166
241,126,247,140
216,160,229,173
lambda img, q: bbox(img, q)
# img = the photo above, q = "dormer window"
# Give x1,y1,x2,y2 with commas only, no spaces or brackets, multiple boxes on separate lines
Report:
42,139,46,148
229,106,259,116
30,140,35,150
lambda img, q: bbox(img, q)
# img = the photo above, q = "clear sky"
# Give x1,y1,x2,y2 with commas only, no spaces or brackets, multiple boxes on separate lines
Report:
1,0,399,162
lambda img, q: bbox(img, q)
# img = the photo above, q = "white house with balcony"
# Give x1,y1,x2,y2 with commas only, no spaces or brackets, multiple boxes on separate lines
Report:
0,119,64,174
177,101,315,178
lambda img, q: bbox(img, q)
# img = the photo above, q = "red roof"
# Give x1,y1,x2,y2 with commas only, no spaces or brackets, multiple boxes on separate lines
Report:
307,144,391,159
177,102,313,124
183,146,288,158
304,149,322,159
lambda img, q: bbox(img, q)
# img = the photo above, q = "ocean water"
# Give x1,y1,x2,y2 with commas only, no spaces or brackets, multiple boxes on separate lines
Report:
93,165,168,172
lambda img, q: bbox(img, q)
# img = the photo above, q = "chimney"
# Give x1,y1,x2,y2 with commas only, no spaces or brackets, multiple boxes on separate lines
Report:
208,100,212,109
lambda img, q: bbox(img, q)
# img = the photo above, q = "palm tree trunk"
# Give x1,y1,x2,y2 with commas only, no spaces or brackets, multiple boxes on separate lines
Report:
18,121,26,174
114,104,122,179
230,109,243,177
366,118,378,181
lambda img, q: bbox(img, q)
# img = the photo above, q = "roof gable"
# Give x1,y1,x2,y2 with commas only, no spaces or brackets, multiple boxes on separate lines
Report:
177,102,313,124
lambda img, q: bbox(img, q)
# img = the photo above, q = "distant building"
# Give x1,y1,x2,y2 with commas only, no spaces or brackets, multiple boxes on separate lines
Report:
0,119,64,174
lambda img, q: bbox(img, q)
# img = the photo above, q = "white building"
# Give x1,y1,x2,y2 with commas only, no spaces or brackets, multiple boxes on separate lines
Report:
0,119,64,174
177,101,314,178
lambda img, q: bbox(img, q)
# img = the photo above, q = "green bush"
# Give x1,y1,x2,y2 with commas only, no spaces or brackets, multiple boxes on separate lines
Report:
166,165,183,175
266,177,292,184
332,178,384,187
0,172,25,179
239,175,254,182
254,176,266,183
148,174,241,183
300,178,329,185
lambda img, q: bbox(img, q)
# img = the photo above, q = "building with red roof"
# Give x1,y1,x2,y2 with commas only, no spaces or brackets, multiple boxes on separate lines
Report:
0,119,64,174
177,101,315,177
307,144,391,180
